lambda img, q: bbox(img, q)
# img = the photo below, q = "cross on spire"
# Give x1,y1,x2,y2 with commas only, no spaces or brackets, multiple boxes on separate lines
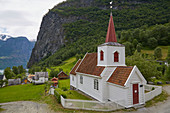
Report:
105,1,117,43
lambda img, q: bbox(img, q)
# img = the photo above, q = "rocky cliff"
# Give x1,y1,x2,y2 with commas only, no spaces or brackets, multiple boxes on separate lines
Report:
28,0,170,68
28,0,95,68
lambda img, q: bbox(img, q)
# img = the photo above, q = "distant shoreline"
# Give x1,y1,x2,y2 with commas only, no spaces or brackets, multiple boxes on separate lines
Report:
0,69,4,74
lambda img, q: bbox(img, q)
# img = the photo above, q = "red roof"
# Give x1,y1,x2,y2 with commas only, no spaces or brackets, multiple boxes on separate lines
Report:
105,13,117,43
51,77,58,81
76,53,105,77
58,71,69,79
107,66,133,86
70,59,82,75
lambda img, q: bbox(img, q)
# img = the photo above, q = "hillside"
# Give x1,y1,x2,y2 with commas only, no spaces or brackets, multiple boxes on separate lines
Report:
28,0,170,68
0,35,35,69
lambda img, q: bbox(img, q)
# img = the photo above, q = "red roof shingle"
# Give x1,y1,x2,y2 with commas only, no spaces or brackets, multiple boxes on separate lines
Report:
70,59,82,75
76,53,105,77
107,66,133,86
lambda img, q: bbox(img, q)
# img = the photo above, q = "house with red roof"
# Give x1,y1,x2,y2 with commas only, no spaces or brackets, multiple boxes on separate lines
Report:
70,13,147,108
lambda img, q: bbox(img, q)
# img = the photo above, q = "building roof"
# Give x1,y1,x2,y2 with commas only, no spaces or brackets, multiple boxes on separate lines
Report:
70,59,82,75
0,75,4,80
99,42,124,47
76,53,105,77
107,66,133,86
51,77,58,81
57,71,68,78
105,13,117,43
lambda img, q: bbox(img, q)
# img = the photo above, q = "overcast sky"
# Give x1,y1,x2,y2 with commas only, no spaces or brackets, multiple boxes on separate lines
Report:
0,0,66,41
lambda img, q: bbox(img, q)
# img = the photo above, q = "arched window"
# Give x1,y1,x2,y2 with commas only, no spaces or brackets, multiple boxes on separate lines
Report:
114,51,119,62
100,50,104,61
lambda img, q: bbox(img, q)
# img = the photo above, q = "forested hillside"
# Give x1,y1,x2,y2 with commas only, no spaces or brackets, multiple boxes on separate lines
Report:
28,0,170,68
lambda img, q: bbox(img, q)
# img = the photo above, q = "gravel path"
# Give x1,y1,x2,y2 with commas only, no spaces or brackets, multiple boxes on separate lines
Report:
0,101,55,113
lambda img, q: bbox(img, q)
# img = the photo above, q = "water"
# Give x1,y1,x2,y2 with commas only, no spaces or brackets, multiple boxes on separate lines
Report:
0,69,4,74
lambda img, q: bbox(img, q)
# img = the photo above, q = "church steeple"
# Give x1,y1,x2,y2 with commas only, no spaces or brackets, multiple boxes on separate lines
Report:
105,13,117,43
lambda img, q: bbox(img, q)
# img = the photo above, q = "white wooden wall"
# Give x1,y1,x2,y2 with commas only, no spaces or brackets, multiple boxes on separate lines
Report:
77,73,102,101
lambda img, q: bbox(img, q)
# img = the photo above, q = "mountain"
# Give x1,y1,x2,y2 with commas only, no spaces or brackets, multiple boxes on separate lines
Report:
0,34,35,69
28,0,170,68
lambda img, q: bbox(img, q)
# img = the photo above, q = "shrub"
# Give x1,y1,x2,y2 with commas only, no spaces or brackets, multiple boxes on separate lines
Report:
61,93,67,98
54,90,61,103
62,87,68,91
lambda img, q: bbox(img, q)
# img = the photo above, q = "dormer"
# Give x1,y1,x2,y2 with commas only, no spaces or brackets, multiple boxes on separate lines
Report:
97,13,126,67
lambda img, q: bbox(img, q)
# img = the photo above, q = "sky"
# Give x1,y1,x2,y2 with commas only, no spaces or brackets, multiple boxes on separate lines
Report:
0,0,66,41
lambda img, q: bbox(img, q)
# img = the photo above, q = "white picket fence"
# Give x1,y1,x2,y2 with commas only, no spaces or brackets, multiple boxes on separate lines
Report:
60,96,124,111
144,84,162,102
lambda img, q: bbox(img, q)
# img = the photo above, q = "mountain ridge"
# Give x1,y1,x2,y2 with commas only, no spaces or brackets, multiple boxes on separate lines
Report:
0,35,35,69
28,0,170,68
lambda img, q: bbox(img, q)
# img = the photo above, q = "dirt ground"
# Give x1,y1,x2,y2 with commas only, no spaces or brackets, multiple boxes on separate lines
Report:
0,101,55,113
0,85,170,113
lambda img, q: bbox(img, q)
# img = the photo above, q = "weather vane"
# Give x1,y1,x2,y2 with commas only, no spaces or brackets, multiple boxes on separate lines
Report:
110,1,113,9
110,1,113,15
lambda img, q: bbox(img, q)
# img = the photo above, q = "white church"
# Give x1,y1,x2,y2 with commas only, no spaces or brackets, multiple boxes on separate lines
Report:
70,13,147,108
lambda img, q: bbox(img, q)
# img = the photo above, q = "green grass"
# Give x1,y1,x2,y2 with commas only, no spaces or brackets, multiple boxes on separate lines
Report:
55,79,91,100
0,84,44,103
55,88,91,100
0,105,5,112
47,57,77,75
141,46,169,60
58,79,70,89
145,91,168,107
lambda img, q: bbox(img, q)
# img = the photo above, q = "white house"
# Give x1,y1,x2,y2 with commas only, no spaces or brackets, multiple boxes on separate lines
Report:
0,75,6,87
70,13,147,108
32,72,48,84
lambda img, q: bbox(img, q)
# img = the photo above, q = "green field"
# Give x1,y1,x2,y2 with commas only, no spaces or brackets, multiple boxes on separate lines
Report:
141,46,169,60
58,79,70,89
0,84,44,103
55,79,91,100
47,57,77,75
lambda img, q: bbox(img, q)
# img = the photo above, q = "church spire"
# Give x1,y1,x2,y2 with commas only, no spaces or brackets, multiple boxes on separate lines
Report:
105,13,117,43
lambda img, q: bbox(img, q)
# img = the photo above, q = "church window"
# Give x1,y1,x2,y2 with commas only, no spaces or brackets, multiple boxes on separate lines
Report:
94,79,99,90
114,51,119,62
100,50,104,61
80,75,83,84
72,76,74,81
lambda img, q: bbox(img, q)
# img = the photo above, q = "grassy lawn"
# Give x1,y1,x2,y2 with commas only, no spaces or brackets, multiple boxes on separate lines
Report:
55,88,91,100
0,84,44,103
141,46,169,60
55,79,91,100
47,57,77,75
58,79,70,89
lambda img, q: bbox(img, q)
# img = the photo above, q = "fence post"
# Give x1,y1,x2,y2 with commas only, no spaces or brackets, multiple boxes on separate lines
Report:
83,101,84,109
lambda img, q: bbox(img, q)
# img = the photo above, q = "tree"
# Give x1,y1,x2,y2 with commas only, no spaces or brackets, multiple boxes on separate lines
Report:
132,39,138,48
154,47,162,59
12,66,19,75
126,52,162,81
42,67,47,72
166,65,170,80
123,41,134,56
136,43,142,52
50,69,58,78
166,46,170,64
147,37,157,49
18,65,25,74
4,67,12,79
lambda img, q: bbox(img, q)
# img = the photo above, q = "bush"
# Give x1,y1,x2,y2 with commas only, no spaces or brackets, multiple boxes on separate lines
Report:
61,93,67,98
54,90,61,103
62,87,68,91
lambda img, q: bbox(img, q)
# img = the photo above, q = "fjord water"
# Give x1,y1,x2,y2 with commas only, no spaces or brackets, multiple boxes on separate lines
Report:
0,69,4,74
